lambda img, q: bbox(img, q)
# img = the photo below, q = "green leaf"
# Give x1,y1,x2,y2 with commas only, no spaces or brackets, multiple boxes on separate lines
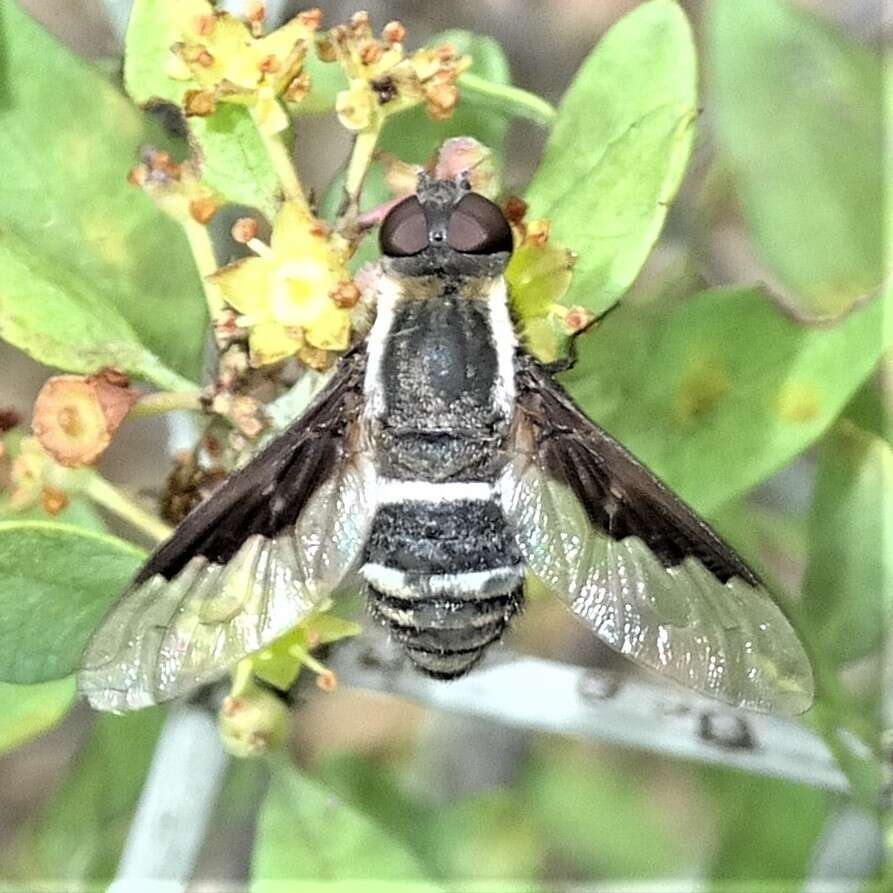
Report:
710,499,808,584
704,769,829,884
423,790,544,884
0,226,197,392
525,0,697,317
316,753,543,885
124,0,281,219
123,0,209,106
295,50,349,116
3,710,163,887
0,678,76,755
710,0,885,321
0,521,143,684
565,287,888,515
457,73,556,129
189,107,281,220
802,421,893,667
524,749,681,878
0,0,208,381
252,758,440,891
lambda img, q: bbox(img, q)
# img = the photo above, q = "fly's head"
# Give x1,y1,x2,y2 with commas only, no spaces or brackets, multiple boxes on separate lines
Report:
379,174,514,280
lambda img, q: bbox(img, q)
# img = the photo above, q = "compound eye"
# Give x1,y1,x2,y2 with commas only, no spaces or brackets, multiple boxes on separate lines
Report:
447,193,513,255
379,195,429,257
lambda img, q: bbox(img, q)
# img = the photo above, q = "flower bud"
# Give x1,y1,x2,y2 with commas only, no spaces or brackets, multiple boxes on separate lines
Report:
219,685,289,758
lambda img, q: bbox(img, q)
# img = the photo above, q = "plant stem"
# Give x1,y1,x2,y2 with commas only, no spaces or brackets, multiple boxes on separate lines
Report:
131,390,204,418
254,111,310,213
82,473,172,544
344,126,381,200
458,72,558,128
338,125,382,229
182,216,228,323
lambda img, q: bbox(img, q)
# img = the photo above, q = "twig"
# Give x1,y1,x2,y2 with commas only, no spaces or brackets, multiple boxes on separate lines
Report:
108,704,229,892
331,639,857,794
252,112,310,213
82,472,172,544
130,390,204,418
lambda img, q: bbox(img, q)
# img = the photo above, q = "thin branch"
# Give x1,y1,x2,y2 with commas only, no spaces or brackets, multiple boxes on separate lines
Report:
108,704,229,892
343,128,381,206
130,390,204,418
253,113,310,213
331,639,856,795
82,473,172,544
181,216,229,324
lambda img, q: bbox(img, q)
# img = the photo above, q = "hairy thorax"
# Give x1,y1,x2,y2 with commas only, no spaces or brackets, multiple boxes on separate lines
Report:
367,280,513,481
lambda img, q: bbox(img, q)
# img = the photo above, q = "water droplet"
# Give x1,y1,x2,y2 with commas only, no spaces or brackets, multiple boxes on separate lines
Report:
698,711,754,750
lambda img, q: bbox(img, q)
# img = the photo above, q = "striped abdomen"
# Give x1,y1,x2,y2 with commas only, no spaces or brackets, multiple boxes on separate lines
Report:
361,489,523,678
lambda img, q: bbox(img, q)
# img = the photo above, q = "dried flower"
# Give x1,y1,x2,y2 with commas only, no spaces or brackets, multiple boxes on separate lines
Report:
321,16,470,132
32,371,138,467
41,486,69,516
0,408,20,434
129,148,218,226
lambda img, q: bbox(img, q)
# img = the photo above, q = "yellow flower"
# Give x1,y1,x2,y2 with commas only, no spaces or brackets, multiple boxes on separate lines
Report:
210,202,353,367
320,13,470,131
173,5,320,133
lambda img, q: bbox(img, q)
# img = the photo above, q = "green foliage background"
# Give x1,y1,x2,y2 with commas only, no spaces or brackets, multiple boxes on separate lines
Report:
0,0,889,889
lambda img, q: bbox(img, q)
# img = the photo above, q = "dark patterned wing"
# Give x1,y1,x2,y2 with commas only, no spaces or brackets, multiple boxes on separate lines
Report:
501,353,813,715
78,350,376,713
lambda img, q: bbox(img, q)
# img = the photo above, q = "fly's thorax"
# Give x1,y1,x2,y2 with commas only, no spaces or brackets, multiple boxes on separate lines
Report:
362,269,517,481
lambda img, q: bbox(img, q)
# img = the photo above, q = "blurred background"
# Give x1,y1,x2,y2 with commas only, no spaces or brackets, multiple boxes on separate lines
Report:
0,0,889,889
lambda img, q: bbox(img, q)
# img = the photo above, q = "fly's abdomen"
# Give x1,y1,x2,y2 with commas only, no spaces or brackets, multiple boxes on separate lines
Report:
361,490,524,678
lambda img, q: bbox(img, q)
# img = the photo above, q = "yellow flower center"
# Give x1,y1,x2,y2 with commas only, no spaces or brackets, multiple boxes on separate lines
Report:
271,259,333,325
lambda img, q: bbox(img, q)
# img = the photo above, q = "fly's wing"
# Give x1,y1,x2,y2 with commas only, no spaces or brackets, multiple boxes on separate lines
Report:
78,350,376,713
501,354,814,715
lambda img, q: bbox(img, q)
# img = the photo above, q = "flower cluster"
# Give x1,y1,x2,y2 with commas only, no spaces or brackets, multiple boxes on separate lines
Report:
320,12,470,132
169,3,321,133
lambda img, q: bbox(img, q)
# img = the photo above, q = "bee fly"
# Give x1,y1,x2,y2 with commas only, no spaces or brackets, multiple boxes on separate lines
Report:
79,175,814,715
